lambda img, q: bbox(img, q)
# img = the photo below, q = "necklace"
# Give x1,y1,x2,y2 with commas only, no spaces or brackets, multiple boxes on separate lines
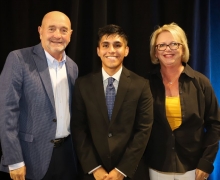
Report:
161,73,179,85
168,81,173,85
166,79,176,85
160,65,184,86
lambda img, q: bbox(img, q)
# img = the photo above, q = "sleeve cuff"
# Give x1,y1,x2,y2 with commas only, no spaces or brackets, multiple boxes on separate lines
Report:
88,165,102,174
9,162,25,171
115,168,127,177
197,158,214,174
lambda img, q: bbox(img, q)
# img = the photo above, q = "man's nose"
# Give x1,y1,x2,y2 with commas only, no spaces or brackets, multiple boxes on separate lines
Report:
53,29,62,38
108,45,116,52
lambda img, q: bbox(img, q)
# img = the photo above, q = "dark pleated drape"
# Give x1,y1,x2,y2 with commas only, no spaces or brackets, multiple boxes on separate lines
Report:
0,0,219,179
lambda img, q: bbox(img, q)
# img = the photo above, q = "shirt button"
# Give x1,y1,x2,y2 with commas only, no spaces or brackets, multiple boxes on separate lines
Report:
108,133,113,138
53,119,57,122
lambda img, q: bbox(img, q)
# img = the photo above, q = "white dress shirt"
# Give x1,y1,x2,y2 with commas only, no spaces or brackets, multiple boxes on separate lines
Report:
102,66,122,95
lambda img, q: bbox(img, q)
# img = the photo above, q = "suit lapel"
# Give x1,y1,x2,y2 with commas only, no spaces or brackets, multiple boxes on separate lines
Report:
92,68,131,124
32,43,56,110
92,71,110,124
66,58,74,106
111,67,130,122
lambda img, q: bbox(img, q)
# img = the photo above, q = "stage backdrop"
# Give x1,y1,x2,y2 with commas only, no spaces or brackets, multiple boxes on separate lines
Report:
0,0,219,179
209,1,220,180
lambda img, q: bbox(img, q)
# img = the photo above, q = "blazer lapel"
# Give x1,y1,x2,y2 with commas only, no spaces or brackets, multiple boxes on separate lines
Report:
65,58,74,106
111,67,130,122
32,43,56,110
92,71,110,124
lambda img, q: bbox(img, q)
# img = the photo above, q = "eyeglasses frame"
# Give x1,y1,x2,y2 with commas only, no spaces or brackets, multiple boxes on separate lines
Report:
155,42,183,51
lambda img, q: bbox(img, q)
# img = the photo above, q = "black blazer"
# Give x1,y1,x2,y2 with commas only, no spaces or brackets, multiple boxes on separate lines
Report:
71,67,153,179
145,64,220,174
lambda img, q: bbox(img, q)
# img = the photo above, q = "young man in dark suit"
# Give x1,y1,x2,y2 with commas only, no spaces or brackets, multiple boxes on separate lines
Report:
71,24,153,180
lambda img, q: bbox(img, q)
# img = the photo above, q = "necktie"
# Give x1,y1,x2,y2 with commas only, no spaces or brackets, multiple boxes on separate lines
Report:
106,77,115,120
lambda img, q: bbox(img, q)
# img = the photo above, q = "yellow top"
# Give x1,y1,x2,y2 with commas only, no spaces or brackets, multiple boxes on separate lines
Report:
165,96,182,131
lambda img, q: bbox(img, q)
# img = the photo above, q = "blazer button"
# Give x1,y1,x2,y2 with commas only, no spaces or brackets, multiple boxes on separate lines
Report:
53,119,57,122
108,133,113,138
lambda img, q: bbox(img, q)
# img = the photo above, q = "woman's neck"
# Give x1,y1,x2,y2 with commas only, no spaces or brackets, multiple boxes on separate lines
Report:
160,64,184,84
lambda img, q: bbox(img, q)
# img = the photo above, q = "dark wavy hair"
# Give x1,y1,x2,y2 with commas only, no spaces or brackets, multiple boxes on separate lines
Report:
97,24,128,45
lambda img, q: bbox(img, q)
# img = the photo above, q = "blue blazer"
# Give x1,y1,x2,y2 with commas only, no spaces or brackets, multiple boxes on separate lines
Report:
0,43,78,180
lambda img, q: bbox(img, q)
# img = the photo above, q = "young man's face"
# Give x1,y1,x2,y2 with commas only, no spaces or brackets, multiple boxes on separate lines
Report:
97,34,129,75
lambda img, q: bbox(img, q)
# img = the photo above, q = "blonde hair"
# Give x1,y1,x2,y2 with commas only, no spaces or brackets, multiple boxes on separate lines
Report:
150,22,190,64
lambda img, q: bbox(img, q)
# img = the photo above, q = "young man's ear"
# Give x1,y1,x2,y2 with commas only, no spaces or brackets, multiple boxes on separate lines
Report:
125,46,129,57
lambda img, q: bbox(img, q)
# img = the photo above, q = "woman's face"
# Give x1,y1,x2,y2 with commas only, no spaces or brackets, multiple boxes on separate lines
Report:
155,31,183,67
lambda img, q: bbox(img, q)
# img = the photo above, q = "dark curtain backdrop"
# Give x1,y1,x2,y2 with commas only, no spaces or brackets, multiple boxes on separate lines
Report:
0,0,219,179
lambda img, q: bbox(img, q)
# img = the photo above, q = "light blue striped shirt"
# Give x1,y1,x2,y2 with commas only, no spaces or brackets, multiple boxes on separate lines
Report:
45,51,70,139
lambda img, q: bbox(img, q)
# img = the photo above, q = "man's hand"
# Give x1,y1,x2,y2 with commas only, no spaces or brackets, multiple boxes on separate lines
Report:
105,169,124,180
9,166,26,180
195,169,209,180
93,167,108,180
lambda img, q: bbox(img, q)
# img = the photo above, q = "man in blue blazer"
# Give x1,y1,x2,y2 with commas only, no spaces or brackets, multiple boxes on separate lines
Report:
0,11,78,180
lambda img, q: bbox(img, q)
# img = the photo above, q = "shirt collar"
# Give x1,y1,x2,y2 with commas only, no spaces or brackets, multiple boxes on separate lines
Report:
182,63,195,78
44,50,67,65
151,63,195,79
102,66,122,81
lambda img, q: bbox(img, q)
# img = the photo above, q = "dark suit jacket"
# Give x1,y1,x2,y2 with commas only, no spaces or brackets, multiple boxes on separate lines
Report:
71,67,153,179
0,43,78,180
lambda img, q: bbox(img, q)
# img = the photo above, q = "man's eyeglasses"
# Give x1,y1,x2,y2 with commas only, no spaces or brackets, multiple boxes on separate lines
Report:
155,42,182,51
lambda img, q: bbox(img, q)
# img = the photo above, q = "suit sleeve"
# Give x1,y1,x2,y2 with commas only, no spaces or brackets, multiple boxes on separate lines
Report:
116,80,153,178
0,51,24,166
71,79,101,173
